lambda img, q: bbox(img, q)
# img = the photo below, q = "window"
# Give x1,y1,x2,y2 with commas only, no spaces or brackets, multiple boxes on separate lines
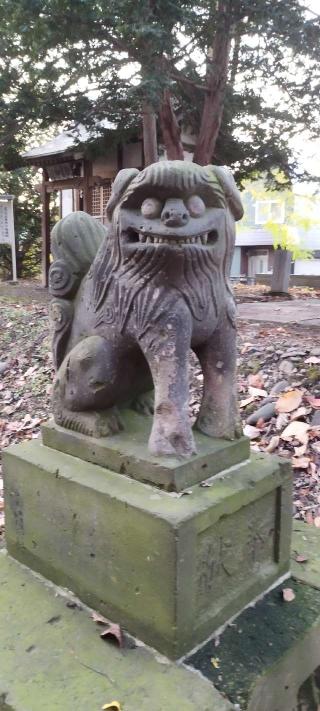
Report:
255,200,285,225
91,182,113,221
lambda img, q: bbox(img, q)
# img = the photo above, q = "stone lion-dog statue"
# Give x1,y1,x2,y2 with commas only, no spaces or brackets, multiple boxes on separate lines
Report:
49,160,243,458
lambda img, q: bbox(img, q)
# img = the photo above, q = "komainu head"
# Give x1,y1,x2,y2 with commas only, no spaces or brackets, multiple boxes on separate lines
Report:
105,160,243,261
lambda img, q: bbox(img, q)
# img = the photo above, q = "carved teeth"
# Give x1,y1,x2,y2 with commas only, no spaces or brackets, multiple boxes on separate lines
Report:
138,233,210,246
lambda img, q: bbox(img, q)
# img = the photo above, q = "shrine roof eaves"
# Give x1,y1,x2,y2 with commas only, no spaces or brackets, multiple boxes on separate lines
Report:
23,120,116,163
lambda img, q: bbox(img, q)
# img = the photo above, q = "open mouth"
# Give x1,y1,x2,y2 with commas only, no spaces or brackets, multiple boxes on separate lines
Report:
126,230,218,246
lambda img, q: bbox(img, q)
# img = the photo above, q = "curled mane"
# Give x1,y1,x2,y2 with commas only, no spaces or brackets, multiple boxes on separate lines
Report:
92,161,242,330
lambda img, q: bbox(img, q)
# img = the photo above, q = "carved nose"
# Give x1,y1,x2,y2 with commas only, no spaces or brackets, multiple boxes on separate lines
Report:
161,199,189,227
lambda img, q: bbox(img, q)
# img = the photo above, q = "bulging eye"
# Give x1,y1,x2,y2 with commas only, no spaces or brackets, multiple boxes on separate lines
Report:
187,195,206,217
141,197,162,219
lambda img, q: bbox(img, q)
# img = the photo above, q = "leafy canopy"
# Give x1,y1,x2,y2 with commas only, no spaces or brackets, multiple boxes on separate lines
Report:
0,0,320,182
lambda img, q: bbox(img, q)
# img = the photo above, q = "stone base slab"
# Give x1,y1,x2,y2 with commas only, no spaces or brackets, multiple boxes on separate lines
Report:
0,553,231,711
41,411,250,492
3,441,292,658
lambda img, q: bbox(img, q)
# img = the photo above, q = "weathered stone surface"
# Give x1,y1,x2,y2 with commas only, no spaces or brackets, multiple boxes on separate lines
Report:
49,161,244,457
0,553,231,711
41,412,250,492
246,402,276,425
291,520,320,590
186,577,320,711
3,440,292,658
187,522,320,711
271,248,293,294
279,359,295,375
270,379,289,395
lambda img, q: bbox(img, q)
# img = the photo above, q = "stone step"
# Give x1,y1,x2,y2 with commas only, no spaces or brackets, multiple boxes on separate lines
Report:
0,552,232,711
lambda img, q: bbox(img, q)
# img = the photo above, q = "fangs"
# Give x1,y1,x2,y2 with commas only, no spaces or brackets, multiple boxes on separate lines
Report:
138,233,209,245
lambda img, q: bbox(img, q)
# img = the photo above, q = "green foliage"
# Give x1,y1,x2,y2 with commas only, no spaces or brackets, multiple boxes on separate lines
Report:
0,0,320,182
240,173,319,258
265,220,312,260
0,167,42,279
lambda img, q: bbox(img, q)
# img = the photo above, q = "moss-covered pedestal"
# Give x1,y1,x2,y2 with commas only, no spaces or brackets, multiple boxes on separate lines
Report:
3,412,292,659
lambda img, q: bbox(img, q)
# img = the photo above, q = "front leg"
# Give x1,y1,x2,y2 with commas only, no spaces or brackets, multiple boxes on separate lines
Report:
195,313,242,440
139,306,196,458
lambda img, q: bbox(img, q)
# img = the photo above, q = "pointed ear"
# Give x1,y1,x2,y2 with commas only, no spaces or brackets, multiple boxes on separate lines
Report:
206,165,243,221
106,168,139,220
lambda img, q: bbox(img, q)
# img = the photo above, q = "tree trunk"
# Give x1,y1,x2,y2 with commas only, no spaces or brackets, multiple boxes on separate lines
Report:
193,0,232,165
159,89,184,160
271,248,292,294
142,102,158,166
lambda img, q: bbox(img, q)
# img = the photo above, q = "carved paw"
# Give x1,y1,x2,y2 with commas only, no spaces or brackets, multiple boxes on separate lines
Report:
132,390,154,416
149,416,196,458
53,404,124,438
196,412,243,440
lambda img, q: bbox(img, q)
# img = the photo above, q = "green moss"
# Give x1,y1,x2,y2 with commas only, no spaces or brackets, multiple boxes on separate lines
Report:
306,366,320,384
186,579,320,710
0,554,231,711
240,359,261,376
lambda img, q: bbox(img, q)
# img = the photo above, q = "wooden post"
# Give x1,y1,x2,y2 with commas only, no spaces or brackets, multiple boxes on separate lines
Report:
41,168,50,288
83,160,92,214
117,143,124,171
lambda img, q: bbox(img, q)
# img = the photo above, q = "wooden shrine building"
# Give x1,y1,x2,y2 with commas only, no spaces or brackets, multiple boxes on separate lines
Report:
23,122,144,286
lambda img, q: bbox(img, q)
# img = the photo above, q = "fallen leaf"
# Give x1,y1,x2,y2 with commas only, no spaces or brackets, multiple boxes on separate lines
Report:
91,612,123,646
276,413,289,431
241,342,254,354
250,443,261,452
243,424,260,439
294,443,308,457
100,622,123,647
248,386,268,398
23,365,39,377
292,457,310,469
306,396,320,409
295,554,308,564
265,435,280,453
248,373,265,389
290,406,308,421
239,396,256,409
280,421,310,444
276,390,303,414
91,611,110,625
102,703,121,711
310,462,318,478
210,657,220,669
282,588,295,602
